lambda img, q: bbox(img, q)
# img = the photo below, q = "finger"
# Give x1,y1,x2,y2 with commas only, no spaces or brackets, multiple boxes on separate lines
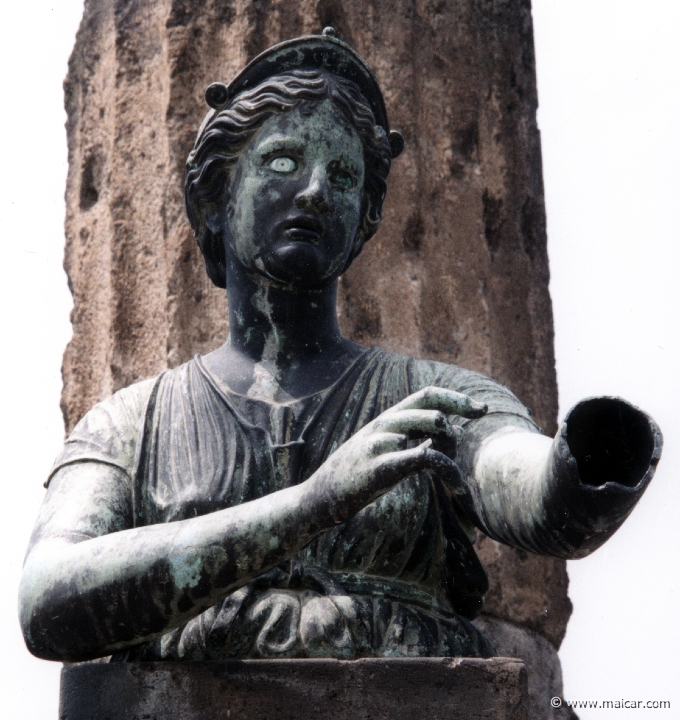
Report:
374,409,459,458
389,386,487,419
368,439,465,492
434,424,463,460
374,409,452,436
366,431,407,456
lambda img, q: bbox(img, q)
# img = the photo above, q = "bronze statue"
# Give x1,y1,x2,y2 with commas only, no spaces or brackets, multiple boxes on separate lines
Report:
19,30,662,663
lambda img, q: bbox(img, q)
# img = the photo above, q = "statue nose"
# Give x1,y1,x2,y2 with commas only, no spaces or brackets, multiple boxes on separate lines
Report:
294,168,329,214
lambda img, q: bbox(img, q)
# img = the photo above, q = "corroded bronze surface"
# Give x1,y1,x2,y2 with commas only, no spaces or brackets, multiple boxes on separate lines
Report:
60,0,567,654
20,12,663,720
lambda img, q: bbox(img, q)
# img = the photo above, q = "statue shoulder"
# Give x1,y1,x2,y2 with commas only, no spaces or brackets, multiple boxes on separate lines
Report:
45,373,167,488
80,357,201,429
402,354,534,422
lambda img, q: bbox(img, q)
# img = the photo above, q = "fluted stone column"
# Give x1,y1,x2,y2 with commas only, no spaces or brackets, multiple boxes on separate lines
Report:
61,1,572,717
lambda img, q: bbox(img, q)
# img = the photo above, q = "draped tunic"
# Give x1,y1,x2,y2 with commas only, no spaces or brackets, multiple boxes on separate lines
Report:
49,348,542,661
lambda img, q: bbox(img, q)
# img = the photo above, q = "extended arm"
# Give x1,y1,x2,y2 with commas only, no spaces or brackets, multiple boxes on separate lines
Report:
457,397,662,558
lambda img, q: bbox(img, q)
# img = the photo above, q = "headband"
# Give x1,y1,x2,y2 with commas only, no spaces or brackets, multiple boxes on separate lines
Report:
198,27,404,159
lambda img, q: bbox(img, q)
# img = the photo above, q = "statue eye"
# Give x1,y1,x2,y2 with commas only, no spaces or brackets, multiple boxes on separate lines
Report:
269,156,297,173
329,170,354,190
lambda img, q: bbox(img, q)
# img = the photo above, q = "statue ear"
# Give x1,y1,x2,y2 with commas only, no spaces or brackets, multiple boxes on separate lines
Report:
205,202,228,235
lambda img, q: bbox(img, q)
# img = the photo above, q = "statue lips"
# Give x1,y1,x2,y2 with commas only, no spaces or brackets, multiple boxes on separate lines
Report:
279,215,325,246
260,213,337,286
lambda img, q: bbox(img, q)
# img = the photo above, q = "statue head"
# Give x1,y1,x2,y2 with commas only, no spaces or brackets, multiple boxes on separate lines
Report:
185,30,403,289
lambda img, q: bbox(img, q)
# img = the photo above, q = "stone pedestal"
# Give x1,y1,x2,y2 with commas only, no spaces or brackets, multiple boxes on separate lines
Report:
60,658,528,720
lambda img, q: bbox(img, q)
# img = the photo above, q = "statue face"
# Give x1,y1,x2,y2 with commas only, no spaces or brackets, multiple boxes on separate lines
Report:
223,98,365,288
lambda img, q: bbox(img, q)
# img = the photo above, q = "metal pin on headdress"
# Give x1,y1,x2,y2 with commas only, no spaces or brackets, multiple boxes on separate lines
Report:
203,27,405,159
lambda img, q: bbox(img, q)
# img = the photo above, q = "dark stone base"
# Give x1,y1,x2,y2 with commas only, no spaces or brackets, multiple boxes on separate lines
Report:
60,657,528,720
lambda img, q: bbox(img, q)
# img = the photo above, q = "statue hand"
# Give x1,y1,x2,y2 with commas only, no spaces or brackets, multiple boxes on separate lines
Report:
303,387,487,524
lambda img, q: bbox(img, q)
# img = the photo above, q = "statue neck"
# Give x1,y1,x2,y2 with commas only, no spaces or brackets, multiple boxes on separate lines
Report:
224,262,347,366
203,253,365,402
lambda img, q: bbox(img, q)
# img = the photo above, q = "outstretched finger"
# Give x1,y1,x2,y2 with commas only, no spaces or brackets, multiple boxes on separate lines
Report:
389,386,487,419
374,409,452,436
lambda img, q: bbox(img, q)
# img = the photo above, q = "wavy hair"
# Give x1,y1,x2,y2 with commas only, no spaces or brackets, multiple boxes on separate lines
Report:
185,70,393,288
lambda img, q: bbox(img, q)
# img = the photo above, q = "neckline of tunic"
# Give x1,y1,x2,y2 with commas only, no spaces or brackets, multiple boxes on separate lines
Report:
195,346,376,409
193,348,379,447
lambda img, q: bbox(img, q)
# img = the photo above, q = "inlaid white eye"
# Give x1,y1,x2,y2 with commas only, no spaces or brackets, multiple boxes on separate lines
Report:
269,156,297,173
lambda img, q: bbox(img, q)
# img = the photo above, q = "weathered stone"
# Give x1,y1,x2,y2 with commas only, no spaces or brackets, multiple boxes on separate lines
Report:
476,534,573,648
60,658,529,720
60,0,568,702
475,615,578,720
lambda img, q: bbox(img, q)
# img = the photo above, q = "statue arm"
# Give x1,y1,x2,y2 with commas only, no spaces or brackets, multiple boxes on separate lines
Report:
19,386,477,662
457,397,662,558
20,460,348,662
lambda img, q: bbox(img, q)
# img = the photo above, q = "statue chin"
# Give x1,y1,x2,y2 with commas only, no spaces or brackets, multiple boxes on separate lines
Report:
257,242,338,289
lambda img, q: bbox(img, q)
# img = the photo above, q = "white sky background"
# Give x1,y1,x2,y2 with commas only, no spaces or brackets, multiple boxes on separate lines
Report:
0,1,677,718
